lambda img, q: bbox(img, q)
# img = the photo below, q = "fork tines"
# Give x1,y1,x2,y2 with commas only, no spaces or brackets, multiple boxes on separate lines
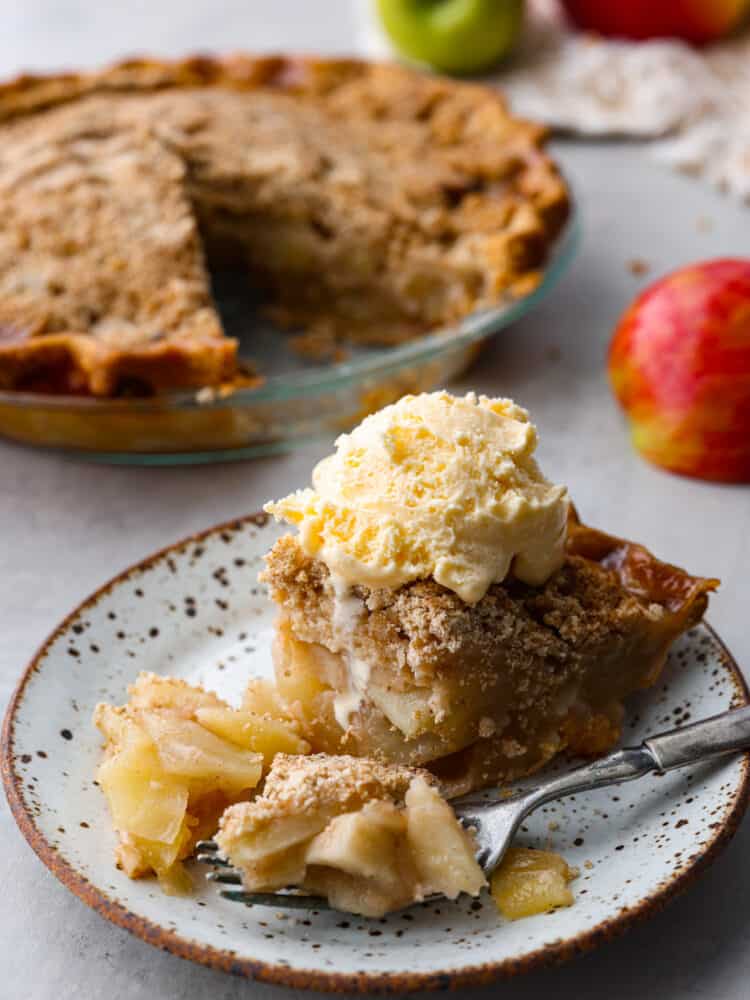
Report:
193,840,332,910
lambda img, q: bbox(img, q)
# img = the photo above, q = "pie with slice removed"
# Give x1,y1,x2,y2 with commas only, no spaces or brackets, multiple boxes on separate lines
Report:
0,56,569,396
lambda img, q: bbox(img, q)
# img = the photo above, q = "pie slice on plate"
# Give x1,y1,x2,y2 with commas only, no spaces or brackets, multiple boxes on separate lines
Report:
261,391,717,795
262,508,716,796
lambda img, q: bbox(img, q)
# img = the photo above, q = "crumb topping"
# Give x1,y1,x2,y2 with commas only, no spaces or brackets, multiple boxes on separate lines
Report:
219,753,428,837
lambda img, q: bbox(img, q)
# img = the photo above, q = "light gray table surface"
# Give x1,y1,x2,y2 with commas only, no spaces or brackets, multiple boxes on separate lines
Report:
2,3,750,998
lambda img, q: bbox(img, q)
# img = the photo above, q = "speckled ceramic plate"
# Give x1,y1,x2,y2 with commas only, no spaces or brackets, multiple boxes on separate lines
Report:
3,514,749,993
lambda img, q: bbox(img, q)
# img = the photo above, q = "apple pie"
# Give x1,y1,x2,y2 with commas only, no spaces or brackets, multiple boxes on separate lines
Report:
262,391,717,796
262,510,716,795
0,55,568,395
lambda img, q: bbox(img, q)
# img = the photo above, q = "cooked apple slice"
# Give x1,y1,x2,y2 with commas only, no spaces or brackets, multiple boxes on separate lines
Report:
272,623,342,751
305,801,406,882
138,710,263,795
118,821,192,880
304,867,412,920
220,812,329,864
195,706,310,761
404,776,486,899
234,843,310,891
98,743,188,844
490,847,576,919
365,683,436,740
274,626,331,706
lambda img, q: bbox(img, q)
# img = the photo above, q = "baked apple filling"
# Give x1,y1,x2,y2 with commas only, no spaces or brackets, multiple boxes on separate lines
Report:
93,672,308,892
490,848,577,920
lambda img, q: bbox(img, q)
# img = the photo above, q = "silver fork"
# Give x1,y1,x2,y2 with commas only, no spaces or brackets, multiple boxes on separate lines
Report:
196,705,750,911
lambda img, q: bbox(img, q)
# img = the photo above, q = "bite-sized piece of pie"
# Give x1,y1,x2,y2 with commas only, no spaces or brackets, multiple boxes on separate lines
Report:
0,54,568,394
263,392,718,795
216,753,486,918
93,672,308,892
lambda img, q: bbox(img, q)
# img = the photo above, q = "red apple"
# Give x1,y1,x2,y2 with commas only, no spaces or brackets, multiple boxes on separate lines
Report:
560,0,749,45
608,259,750,483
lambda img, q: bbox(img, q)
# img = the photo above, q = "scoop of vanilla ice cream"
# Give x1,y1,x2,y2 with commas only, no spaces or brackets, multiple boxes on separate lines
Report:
265,391,569,604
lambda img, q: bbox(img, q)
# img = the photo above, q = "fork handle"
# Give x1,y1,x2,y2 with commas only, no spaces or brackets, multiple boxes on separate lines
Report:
527,705,750,810
527,746,654,809
644,704,750,771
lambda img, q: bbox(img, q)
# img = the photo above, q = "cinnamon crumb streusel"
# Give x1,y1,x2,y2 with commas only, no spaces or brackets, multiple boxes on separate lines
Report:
219,753,425,838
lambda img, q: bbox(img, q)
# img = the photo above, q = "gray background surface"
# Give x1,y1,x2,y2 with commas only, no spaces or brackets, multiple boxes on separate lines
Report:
2,3,750,998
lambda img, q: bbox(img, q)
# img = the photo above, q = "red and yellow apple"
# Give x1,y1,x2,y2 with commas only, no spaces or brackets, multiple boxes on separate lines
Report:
560,0,749,45
608,259,750,483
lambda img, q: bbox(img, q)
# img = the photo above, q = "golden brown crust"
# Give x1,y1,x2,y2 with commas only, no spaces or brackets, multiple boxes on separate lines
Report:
565,507,719,614
0,54,569,396
0,56,370,124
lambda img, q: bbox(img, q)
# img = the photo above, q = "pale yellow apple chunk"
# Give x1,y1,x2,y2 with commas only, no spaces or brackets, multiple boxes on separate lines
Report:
93,672,307,894
304,802,417,917
405,776,487,900
490,847,576,919
195,706,310,762
225,813,329,868
138,711,263,794
304,868,411,920
97,745,188,844
305,801,406,881
237,843,311,892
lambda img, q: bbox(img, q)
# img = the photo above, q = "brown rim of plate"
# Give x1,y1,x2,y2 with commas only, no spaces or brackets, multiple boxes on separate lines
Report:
2,511,750,995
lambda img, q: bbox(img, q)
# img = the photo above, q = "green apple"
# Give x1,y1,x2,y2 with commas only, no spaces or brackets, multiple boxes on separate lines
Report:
376,0,524,75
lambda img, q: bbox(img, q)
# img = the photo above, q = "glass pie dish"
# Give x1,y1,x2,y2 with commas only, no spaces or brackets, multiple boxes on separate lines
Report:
0,215,578,465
